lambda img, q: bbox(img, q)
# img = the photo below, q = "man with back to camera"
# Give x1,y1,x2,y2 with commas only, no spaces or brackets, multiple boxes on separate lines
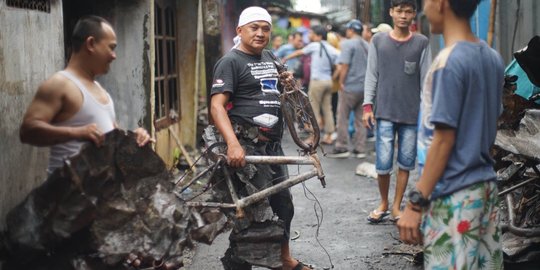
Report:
362,0,432,223
327,19,369,159
283,25,340,145
210,6,312,270
20,15,152,174
398,0,504,268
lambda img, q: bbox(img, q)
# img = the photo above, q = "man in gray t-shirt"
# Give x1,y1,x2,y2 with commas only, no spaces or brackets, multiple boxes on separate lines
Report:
327,20,369,159
363,0,431,224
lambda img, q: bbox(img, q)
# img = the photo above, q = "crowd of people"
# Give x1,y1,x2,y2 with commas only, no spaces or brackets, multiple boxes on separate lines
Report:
272,0,504,269
18,0,505,269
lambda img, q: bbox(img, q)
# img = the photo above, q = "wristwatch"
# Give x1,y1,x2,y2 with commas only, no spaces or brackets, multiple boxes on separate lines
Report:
408,188,430,208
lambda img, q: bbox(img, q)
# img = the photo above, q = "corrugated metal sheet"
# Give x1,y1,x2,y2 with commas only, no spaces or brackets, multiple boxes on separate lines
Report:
496,0,540,64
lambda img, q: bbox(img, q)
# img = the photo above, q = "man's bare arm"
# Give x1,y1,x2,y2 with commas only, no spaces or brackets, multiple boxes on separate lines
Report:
416,125,456,197
398,125,456,244
210,93,245,167
283,49,304,63
19,75,103,146
338,63,350,90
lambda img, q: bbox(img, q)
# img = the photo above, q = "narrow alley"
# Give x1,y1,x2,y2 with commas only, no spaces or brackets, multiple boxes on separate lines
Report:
188,133,422,269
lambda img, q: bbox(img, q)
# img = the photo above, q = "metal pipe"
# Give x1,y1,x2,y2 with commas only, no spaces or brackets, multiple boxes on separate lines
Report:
244,155,315,165
501,192,540,237
310,153,326,187
237,169,319,209
185,201,237,208
222,166,245,218
498,177,538,196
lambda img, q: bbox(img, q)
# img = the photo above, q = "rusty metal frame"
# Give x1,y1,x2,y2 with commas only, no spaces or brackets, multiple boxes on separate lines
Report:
499,159,540,237
501,192,540,237
186,153,325,215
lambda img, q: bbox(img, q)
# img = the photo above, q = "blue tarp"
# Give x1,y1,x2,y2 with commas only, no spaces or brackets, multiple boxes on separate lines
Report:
505,59,540,104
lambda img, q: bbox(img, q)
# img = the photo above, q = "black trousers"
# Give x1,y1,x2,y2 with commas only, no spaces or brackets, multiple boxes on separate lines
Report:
221,140,294,269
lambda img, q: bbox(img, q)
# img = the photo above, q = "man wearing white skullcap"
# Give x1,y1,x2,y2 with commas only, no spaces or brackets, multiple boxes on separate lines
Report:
209,6,311,270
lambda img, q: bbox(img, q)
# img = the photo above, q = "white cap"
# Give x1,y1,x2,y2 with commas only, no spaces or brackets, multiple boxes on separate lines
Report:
237,6,272,28
371,23,393,33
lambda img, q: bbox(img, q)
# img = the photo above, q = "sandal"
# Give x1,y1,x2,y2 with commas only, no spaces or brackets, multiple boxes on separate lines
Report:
389,215,401,223
321,134,334,145
367,209,390,223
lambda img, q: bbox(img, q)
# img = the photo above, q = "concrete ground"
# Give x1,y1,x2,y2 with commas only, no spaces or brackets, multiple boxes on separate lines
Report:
186,133,423,270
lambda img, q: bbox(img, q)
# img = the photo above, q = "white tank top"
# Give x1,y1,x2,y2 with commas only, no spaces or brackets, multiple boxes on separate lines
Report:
47,71,116,172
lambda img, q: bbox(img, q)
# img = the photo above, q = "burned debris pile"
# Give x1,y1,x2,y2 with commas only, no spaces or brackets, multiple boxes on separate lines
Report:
494,36,540,264
0,129,226,270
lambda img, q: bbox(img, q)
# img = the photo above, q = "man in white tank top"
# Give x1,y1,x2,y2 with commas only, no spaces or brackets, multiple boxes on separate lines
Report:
19,16,153,173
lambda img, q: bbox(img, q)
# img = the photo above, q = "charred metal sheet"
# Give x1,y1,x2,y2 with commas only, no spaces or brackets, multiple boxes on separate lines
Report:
495,75,540,263
0,129,226,270
495,109,540,161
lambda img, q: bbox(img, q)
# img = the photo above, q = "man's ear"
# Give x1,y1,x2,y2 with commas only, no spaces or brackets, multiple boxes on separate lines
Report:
85,36,96,52
236,26,242,36
441,0,448,13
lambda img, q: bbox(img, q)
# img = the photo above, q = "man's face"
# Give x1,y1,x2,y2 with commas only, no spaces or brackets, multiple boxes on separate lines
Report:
308,30,321,42
92,23,117,74
390,4,416,29
272,35,283,48
237,21,271,54
423,0,443,34
345,28,355,39
362,25,372,41
292,34,303,49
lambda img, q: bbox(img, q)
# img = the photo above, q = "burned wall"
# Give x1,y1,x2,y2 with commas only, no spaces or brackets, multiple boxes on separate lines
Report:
0,0,65,230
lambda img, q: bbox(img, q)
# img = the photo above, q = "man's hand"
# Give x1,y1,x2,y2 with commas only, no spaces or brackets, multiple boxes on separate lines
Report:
278,70,294,87
362,105,376,129
397,204,423,245
72,123,105,147
133,127,154,147
227,143,246,168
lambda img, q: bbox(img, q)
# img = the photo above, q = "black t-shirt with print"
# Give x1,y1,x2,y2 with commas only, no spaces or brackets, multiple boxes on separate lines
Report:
211,49,283,141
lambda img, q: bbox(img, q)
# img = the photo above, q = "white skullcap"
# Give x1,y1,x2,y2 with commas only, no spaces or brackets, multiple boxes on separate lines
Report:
237,6,272,27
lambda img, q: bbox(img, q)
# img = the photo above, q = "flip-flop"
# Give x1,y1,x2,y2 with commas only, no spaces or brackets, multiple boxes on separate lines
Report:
389,215,401,223
367,209,390,223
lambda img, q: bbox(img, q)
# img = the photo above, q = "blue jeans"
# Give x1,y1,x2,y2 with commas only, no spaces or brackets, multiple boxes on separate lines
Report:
375,119,417,174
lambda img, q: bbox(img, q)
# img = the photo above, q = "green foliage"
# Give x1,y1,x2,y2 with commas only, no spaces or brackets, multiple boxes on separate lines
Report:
272,25,290,41
173,147,181,161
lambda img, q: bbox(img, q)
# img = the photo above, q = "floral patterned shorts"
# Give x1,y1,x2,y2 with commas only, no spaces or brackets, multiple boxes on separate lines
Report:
421,181,503,270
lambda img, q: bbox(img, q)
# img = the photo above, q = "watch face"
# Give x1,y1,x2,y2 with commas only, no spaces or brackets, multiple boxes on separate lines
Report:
410,191,420,203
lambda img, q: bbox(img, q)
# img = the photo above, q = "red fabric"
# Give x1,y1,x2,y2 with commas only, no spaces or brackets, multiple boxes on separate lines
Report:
457,220,471,234
363,104,373,114
301,54,311,87
302,17,310,28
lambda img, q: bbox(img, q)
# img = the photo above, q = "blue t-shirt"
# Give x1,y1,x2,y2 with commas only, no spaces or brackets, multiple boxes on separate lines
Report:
417,41,504,200
276,44,300,75
302,41,339,81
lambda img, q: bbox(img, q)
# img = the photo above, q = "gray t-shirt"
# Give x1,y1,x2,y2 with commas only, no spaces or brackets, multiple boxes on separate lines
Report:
302,41,339,81
417,41,504,200
337,37,369,94
363,32,431,124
